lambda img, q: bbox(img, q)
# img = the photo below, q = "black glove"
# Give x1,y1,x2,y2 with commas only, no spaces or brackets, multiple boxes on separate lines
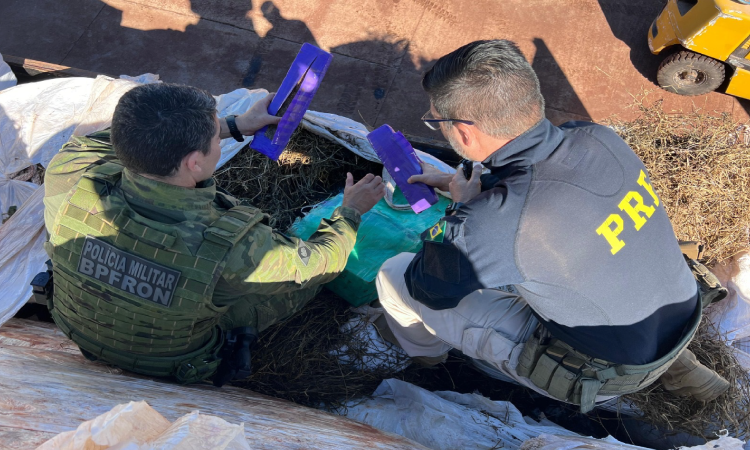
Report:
213,326,258,388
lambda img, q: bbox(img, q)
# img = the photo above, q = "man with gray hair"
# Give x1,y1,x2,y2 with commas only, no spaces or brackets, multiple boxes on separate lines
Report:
374,40,728,411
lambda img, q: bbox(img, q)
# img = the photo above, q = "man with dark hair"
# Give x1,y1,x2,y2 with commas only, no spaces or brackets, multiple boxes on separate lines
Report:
374,40,728,411
42,83,384,386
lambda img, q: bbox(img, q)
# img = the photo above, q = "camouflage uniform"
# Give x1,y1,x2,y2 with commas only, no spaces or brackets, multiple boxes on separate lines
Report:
43,130,360,382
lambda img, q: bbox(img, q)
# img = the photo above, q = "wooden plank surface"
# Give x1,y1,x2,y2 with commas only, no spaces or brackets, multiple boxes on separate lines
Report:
0,319,426,450
0,426,57,450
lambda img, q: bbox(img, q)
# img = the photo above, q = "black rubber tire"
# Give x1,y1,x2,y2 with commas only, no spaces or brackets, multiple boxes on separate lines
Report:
656,51,726,96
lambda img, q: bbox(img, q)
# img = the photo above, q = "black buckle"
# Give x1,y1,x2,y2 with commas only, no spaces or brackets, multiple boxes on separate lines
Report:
30,260,54,304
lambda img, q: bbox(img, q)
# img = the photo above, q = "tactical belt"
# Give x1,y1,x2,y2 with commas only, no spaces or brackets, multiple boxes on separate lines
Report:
517,297,702,413
515,249,727,413
52,310,225,384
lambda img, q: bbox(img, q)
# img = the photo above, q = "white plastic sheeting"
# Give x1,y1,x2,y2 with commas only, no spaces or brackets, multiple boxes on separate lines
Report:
0,186,47,325
518,433,745,450
342,379,746,450
520,434,649,450
0,53,17,92
707,250,750,371
343,378,583,450
38,401,251,450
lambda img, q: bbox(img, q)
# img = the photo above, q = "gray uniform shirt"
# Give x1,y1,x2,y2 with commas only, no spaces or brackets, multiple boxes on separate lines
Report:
406,119,698,365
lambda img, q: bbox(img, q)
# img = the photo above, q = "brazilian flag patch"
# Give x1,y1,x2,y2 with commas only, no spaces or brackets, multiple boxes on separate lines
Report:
425,221,446,243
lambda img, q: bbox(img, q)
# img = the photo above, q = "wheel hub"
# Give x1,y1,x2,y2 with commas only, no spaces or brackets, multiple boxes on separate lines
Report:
676,69,706,86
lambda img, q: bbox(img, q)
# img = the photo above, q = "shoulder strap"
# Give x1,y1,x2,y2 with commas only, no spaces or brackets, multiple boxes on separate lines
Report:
197,206,266,262
83,161,124,183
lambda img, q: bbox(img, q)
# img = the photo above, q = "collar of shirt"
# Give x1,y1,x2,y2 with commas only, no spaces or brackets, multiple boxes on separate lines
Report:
483,118,565,170
119,168,218,223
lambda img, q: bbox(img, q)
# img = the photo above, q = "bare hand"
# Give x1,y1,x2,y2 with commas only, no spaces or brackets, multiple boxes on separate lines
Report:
235,92,282,135
407,162,453,192
342,173,386,215
449,163,482,203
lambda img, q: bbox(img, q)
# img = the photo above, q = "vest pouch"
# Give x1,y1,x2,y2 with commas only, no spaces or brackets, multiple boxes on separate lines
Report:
686,258,728,307
547,365,580,401
517,333,549,378
529,353,558,391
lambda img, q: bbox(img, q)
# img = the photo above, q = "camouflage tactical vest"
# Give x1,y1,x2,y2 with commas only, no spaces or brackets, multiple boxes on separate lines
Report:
47,161,264,383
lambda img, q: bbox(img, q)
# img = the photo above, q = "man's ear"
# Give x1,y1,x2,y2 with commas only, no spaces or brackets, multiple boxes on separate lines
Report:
453,122,476,148
182,150,203,174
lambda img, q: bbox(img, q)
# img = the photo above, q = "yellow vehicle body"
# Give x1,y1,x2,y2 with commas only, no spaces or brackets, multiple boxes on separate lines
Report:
648,0,750,99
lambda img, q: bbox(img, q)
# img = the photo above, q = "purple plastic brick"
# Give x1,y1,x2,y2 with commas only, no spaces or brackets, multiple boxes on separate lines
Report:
250,43,333,160
367,125,439,214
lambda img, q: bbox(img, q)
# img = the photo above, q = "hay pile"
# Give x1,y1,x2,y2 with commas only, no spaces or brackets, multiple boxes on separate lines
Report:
623,319,750,440
213,128,381,230
611,98,750,439
609,98,750,265
234,293,405,408
237,291,530,411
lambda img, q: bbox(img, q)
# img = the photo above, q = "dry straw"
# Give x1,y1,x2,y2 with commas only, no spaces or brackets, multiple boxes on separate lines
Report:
609,96,750,265
622,317,750,440
213,128,381,230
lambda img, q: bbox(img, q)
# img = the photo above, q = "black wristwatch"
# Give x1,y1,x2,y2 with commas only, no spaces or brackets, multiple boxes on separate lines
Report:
225,115,244,143
445,201,464,216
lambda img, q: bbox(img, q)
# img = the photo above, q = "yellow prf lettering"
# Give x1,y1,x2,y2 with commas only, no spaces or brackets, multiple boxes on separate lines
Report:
618,191,655,230
636,170,659,206
596,214,626,255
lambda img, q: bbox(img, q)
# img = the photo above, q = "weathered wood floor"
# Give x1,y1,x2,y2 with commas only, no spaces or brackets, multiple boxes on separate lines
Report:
0,318,426,449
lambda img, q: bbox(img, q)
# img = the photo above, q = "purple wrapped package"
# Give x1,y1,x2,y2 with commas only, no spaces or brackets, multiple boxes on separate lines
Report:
367,125,439,214
250,43,333,160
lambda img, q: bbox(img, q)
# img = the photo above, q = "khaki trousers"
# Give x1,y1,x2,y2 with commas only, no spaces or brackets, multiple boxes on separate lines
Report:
376,252,617,403
376,252,547,393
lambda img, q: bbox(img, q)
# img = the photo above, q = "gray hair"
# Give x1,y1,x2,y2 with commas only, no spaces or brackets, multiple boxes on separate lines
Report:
422,40,545,138
111,83,217,177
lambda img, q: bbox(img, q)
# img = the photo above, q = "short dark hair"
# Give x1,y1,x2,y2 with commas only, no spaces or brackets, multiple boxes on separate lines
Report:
422,40,545,138
111,83,217,177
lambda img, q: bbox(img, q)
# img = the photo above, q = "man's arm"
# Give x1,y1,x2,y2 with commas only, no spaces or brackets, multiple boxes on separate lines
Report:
218,205,361,297
215,173,385,298
405,214,485,310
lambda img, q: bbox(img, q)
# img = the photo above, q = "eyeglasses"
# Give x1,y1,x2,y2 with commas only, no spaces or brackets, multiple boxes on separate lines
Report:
421,110,474,131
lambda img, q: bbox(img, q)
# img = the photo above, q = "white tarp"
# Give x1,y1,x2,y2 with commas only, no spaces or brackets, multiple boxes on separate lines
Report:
343,378,612,450
707,250,750,371
519,433,744,450
0,53,17,92
0,186,47,324
38,400,251,450
342,379,747,450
